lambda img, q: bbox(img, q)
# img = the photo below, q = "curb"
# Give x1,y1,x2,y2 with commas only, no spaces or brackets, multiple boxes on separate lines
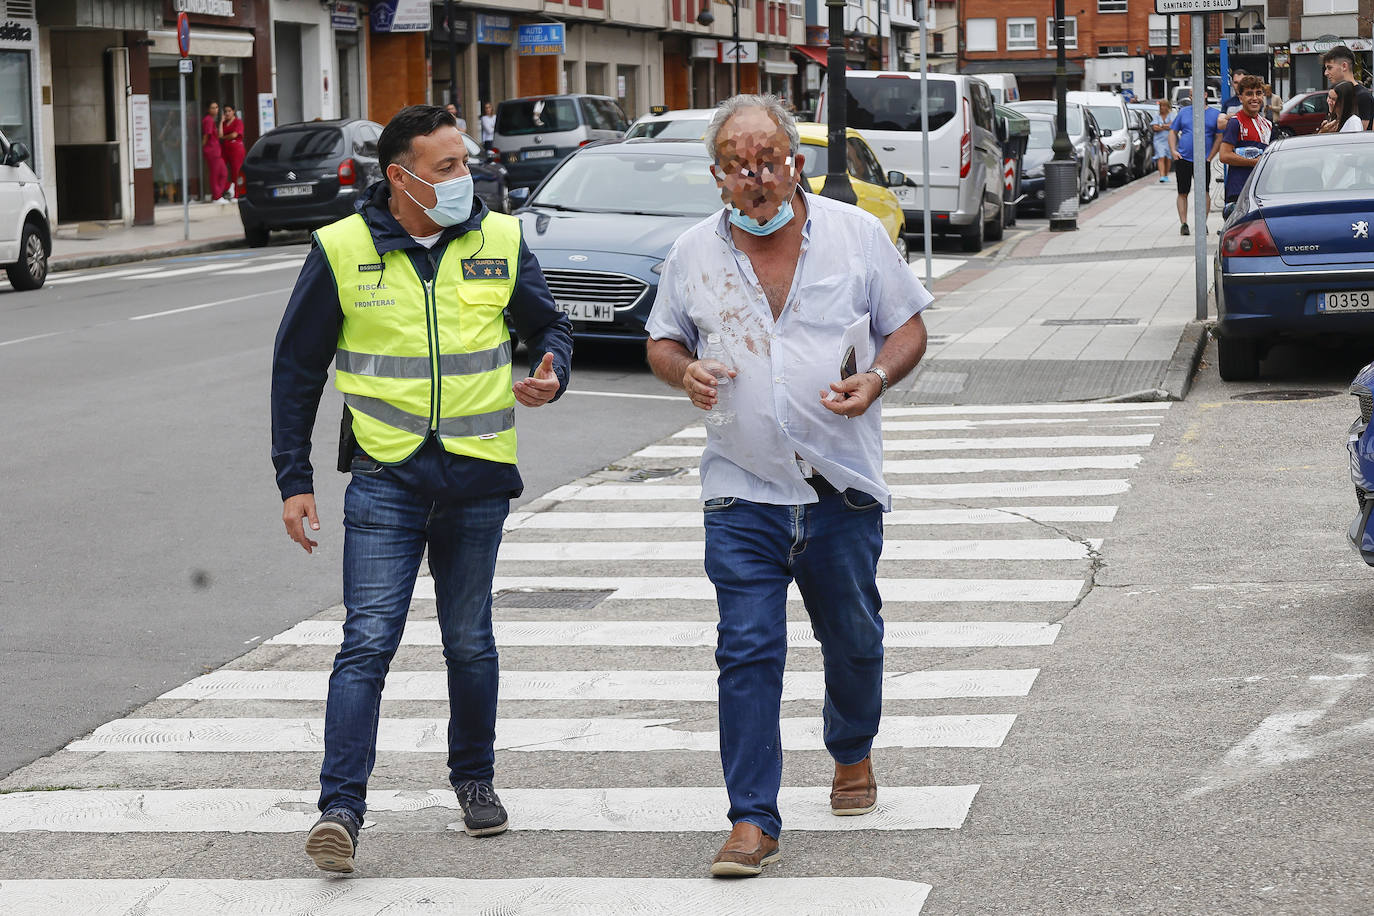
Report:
1160,319,1211,401
50,235,247,274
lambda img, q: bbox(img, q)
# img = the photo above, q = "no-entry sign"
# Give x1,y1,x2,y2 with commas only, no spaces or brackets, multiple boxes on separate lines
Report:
1154,0,1239,12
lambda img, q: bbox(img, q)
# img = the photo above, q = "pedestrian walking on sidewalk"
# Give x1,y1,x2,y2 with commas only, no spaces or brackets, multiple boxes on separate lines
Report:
1264,84,1283,122
480,102,496,151
220,104,246,196
200,101,229,201
1319,45,1373,132
1151,99,1173,183
1217,74,1272,205
1169,96,1222,236
645,93,932,879
271,104,573,875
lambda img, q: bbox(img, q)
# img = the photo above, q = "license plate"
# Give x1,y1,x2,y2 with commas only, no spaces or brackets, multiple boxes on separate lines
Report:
894,186,916,205
272,185,313,198
556,300,615,322
1320,290,1374,313
523,149,556,160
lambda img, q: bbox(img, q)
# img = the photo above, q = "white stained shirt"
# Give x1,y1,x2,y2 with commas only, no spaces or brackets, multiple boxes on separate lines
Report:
1341,114,1364,133
646,191,932,510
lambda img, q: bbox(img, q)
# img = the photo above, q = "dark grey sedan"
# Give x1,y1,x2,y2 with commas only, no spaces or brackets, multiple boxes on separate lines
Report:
1009,101,1108,206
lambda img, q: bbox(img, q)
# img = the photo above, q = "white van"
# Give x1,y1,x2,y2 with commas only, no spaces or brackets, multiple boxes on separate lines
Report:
818,71,1004,252
1066,90,1134,183
980,73,1020,105
0,129,50,290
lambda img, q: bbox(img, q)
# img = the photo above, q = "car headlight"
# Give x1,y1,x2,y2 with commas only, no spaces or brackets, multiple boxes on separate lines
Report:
650,261,665,275
1112,139,1127,150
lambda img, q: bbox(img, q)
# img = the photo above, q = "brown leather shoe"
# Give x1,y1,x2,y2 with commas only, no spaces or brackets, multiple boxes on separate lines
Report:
709,821,780,877
831,755,878,816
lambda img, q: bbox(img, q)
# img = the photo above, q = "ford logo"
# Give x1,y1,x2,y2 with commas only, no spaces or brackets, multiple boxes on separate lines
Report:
569,255,588,262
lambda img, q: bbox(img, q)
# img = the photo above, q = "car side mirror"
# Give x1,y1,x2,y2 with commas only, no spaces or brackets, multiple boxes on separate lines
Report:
508,186,531,208
5,142,30,166
887,170,912,188
1222,202,1236,220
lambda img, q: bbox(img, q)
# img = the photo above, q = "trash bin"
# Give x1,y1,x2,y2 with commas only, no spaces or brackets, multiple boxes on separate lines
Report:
994,105,1030,227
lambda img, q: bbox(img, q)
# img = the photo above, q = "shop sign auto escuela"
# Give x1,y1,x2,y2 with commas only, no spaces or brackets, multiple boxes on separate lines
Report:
174,0,235,16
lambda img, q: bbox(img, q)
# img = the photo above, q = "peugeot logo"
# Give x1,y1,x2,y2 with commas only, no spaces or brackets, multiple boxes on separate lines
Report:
287,171,296,181
569,254,588,262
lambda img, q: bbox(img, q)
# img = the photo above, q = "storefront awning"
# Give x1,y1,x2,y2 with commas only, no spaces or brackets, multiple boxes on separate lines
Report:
147,27,254,59
764,59,798,75
793,45,830,69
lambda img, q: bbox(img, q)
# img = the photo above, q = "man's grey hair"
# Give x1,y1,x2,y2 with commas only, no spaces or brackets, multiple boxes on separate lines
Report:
703,94,801,164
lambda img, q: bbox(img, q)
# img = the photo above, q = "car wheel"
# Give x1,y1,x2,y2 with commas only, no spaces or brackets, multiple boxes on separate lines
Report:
1217,335,1261,381
959,212,984,253
985,197,1004,242
6,221,48,290
244,224,270,248
1081,167,1098,203
893,231,909,261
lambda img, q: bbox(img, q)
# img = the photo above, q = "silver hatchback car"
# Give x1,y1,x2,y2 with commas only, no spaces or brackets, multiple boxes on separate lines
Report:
492,94,628,190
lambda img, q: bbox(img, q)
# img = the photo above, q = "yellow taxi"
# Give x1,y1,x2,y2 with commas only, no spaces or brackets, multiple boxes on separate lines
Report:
795,122,907,257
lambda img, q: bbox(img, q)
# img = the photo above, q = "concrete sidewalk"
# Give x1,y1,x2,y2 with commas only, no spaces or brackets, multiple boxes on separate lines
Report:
50,200,251,272
896,176,1221,404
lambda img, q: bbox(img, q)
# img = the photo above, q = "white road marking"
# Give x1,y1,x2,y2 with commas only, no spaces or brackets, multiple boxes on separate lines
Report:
0,331,64,348
268,619,1061,648
0,878,931,915
161,667,1040,702
557,479,1130,501
129,288,292,321
0,786,977,833
884,403,1171,416
498,538,1101,562
208,261,303,276
458,575,1083,603
505,505,1116,530
635,435,1151,458
671,418,1155,435
69,714,1017,753
119,263,247,280
561,389,689,401
43,268,151,286
886,455,1143,474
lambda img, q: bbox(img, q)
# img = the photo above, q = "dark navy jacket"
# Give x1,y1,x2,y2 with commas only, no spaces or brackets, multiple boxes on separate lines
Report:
271,180,573,502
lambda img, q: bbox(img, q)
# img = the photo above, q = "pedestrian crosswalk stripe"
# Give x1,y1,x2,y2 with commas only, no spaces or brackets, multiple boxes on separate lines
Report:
884,403,1171,415
119,264,238,280
0,878,931,915
208,261,302,276
161,668,1041,702
551,480,1129,501
885,455,1144,474
0,786,980,834
42,267,151,286
458,575,1082,603
672,418,1157,435
505,505,1116,530
69,714,1018,753
267,619,1061,648
634,434,1153,458
498,538,1102,562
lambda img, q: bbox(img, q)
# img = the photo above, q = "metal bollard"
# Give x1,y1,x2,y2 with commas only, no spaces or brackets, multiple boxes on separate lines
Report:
1045,159,1078,232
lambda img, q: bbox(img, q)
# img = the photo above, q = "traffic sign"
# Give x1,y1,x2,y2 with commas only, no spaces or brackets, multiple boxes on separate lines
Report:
1154,0,1239,12
177,12,191,57
178,58,193,74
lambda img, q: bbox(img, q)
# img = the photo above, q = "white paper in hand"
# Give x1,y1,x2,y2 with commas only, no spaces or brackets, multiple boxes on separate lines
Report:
826,314,873,401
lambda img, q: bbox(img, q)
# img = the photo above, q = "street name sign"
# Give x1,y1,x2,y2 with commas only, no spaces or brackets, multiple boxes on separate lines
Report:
1154,0,1239,12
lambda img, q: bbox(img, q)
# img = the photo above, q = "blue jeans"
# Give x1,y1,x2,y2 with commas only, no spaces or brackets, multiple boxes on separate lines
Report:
703,488,885,840
318,469,509,819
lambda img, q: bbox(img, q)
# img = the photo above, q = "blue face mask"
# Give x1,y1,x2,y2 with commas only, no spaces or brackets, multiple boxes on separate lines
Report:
400,166,474,228
729,193,797,236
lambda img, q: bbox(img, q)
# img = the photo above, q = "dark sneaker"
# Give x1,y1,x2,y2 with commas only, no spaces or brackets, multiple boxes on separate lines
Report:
305,807,361,873
455,780,509,836
1180,223,1190,236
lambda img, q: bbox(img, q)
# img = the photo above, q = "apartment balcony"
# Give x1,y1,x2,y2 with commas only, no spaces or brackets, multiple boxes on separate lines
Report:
1229,31,1267,54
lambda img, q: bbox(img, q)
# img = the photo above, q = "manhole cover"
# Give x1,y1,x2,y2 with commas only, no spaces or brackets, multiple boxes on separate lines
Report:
1231,389,1340,401
1042,318,1140,326
622,467,688,482
493,589,614,609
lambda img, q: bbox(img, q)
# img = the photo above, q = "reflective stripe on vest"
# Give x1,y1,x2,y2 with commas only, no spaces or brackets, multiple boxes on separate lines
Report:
314,210,521,465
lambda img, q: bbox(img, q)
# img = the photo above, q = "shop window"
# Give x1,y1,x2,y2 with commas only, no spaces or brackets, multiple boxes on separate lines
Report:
0,50,33,154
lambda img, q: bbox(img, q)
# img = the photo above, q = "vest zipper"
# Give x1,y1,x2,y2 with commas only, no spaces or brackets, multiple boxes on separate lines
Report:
424,277,438,431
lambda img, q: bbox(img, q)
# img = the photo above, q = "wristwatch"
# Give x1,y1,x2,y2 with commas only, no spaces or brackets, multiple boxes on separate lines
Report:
869,365,889,398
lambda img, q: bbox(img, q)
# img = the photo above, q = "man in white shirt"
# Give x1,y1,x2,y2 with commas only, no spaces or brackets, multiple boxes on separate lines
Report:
646,93,931,878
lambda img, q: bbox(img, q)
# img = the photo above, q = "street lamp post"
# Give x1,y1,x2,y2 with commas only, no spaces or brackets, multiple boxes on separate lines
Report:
445,0,459,113
1045,0,1077,231
821,0,856,204
695,2,740,98
853,14,880,71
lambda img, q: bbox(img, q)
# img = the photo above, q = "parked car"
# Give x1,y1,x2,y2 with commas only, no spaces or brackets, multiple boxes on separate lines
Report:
1008,101,1107,204
460,130,511,215
508,138,719,341
979,73,1020,104
1214,132,1374,380
1347,360,1374,564
625,108,716,139
492,94,628,190
819,71,1004,252
1172,85,1220,109
1126,108,1153,178
1067,90,1134,184
794,122,908,258
0,128,49,290
1017,113,1099,212
1274,90,1332,139
236,118,384,247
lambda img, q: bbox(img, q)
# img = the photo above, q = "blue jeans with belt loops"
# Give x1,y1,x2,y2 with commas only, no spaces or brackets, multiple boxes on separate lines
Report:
703,488,885,840
318,469,508,820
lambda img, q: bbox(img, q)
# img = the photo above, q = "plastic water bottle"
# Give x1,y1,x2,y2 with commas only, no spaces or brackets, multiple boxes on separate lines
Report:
1236,146,1263,160
701,333,736,428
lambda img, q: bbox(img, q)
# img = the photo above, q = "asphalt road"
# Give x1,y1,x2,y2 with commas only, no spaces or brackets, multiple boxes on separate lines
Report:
0,247,696,779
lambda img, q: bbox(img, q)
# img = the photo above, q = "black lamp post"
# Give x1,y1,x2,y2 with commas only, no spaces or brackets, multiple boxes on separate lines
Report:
444,0,460,113
1045,0,1076,231
697,0,741,96
1230,9,1264,82
821,0,856,203
853,14,880,70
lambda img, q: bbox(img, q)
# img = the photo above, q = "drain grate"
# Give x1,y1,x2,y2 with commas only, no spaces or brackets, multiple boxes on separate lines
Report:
622,467,688,482
1231,389,1339,402
1041,318,1140,327
493,589,614,610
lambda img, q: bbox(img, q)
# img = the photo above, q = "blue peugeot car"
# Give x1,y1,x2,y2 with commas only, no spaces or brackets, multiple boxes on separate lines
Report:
1215,132,1374,380
1348,361,1374,564
510,138,723,342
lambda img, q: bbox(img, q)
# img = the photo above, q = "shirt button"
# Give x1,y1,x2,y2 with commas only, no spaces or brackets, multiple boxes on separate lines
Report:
774,377,782,383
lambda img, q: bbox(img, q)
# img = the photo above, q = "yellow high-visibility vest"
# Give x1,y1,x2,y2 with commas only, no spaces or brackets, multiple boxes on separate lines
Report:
314,210,520,465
